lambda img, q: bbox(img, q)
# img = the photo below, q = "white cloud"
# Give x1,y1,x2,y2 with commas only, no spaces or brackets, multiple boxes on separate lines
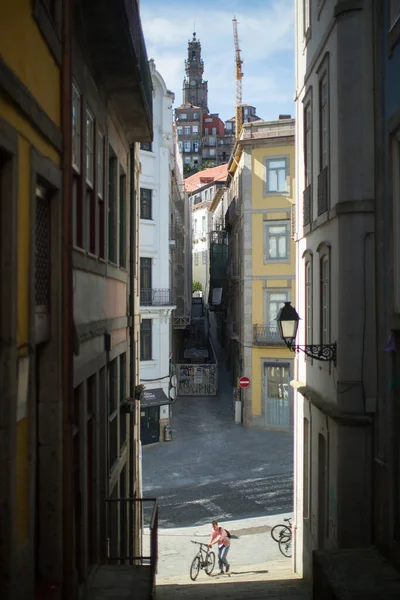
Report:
141,0,294,121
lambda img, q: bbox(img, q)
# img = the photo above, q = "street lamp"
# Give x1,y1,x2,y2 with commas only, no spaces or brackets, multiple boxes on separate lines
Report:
276,302,336,365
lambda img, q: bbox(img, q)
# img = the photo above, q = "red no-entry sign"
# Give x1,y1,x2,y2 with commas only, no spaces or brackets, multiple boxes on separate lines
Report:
239,376,250,389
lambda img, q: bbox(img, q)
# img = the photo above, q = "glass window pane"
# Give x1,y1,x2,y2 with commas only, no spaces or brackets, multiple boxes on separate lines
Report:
269,237,277,258
278,235,287,257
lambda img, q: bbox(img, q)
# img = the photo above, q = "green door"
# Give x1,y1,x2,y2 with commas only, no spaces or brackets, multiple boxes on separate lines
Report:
140,406,160,445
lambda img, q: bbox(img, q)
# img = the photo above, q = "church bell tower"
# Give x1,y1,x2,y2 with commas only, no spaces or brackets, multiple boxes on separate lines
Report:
182,32,208,109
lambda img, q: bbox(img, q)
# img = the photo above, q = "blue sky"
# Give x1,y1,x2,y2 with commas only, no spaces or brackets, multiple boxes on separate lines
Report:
141,0,295,123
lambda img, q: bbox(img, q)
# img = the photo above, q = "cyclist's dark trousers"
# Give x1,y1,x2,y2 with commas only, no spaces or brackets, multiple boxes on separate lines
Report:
218,545,230,570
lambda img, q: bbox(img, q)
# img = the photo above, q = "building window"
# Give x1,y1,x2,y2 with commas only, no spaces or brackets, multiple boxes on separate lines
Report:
205,128,209,135
194,252,199,266
320,255,330,344
140,257,152,305
140,141,152,152
178,141,183,153
177,126,183,136
108,151,117,263
304,95,312,188
319,72,329,170
184,126,191,135
184,141,190,153
390,1,400,28
193,125,199,134
86,108,94,187
140,319,152,361
202,215,206,232
119,171,126,268
212,127,217,135
202,250,207,264
304,418,310,519
97,131,105,259
305,256,313,345
393,130,400,313
180,113,187,120
265,157,289,194
35,184,51,314
119,353,127,451
72,83,81,171
184,156,191,164
209,137,216,146
209,149,215,157
264,222,290,262
192,140,199,152
265,290,290,330
140,188,152,220
193,112,199,119
108,359,118,469
304,0,310,38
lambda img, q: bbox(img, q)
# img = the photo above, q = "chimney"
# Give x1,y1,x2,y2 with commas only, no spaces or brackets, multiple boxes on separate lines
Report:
279,114,291,120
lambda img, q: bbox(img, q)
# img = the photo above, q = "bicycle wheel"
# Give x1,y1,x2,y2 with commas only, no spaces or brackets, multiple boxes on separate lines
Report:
205,551,215,575
190,556,201,581
279,536,292,558
271,524,291,543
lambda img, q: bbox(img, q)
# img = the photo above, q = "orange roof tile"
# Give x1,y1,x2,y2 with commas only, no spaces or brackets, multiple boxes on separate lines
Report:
184,163,228,193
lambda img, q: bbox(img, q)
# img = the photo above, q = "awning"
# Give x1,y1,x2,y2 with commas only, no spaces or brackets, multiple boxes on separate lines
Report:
141,387,170,408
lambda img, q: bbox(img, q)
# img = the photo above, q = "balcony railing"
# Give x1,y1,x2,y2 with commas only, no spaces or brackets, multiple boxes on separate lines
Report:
253,325,285,346
303,185,312,227
318,166,329,215
140,288,175,306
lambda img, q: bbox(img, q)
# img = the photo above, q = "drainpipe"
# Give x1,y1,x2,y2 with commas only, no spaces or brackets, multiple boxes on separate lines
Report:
61,0,74,597
129,143,136,562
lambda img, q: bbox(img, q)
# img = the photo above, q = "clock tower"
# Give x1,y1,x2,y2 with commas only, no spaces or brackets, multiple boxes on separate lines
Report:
182,32,208,109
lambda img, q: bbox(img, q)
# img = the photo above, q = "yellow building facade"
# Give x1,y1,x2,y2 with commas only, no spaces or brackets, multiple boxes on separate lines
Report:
0,1,64,597
226,119,295,430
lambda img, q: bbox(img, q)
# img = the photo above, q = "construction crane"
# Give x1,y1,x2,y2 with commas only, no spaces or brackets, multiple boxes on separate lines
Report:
233,15,243,139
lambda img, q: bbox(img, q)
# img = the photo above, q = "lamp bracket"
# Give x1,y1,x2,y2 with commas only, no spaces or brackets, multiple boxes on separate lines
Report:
289,342,337,366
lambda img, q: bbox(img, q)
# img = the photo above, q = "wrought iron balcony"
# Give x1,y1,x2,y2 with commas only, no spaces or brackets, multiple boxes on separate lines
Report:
253,325,286,346
303,185,312,227
140,288,175,307
318,166,329,215
77,0,153,141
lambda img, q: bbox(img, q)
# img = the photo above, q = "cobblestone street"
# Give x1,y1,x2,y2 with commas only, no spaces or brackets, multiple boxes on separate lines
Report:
142,345,294,528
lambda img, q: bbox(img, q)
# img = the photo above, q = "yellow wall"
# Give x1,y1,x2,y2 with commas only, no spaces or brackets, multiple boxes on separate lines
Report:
0,0,61,543
0,0,61,126
249,142,296,419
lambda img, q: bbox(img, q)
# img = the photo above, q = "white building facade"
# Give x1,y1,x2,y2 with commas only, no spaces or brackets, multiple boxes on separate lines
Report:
293,0,376,582
139,63,176,441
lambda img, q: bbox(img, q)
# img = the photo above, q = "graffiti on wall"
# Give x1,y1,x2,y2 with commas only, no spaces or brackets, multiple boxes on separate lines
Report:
177,363,218,396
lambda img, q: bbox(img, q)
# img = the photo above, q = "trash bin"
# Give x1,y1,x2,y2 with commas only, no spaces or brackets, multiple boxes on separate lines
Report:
164,424,172,442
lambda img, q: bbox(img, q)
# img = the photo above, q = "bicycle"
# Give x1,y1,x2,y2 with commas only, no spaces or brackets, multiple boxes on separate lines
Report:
189,541,216,581
270,517,292,558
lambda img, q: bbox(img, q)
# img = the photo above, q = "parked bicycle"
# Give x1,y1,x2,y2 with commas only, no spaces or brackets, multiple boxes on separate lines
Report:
270,517,292,558
190,541,216,581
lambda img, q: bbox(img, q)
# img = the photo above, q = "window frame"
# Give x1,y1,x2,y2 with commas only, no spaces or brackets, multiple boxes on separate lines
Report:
304,251,313,347
194,252,199,266
140,187,152,220
318,61,330,172
85,107,95,188
140,141,152,152
264,155,290,196
202,250,207,265
184,126,191,135
140,319,153,361
317,243,331,345
264,220,290,263
72,83,81,174
303,88,313,189
264,289,291,329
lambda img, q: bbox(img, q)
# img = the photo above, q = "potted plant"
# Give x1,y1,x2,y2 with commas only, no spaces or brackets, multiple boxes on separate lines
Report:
135,384,146,400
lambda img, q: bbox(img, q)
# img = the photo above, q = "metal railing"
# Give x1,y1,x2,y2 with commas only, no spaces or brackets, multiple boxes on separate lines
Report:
105,497,158,595
253,325,285,346
140,288,175,306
